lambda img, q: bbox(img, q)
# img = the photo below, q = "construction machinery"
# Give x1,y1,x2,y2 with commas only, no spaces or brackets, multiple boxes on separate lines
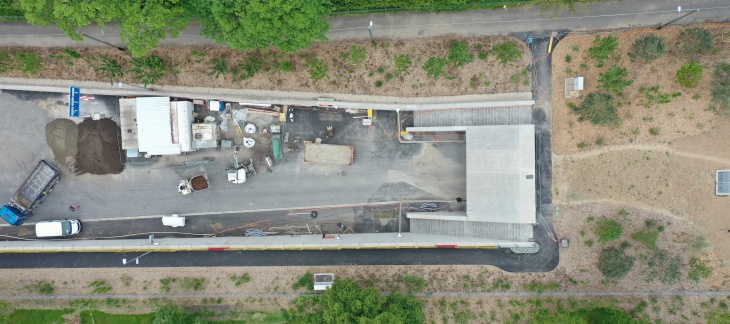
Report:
227,148,247,184
178,174,210,195
0,160,61,226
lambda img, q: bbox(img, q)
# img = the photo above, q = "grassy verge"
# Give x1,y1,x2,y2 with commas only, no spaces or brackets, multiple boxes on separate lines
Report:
331,0,532,14
8,309,74,323
80,310,154,324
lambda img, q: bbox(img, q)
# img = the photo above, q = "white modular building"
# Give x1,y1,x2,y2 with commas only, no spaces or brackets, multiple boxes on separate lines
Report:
120,97,198,156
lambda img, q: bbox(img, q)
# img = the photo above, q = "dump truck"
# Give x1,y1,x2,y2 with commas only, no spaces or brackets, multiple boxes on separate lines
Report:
178,174,210,195
0,160,61,226
303,143,354,166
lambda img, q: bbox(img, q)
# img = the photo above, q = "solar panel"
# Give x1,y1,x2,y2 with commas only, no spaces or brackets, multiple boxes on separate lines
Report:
717,170,730,196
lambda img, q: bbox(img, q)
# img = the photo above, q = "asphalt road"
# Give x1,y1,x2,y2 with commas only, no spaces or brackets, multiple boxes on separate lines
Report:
0,247,559,272
0,0,728,47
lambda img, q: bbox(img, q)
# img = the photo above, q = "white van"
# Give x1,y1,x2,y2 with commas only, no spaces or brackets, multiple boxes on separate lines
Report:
35,219,81,237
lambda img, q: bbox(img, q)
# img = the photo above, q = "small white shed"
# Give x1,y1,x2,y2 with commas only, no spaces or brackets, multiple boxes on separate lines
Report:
313,273,335,291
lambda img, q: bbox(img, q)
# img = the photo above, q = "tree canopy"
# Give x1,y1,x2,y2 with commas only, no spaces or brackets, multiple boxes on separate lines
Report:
118,0,191,57
191,0,331,53
19,0,191,57
19,0,117,40
17,0,331,57
287,279,424,324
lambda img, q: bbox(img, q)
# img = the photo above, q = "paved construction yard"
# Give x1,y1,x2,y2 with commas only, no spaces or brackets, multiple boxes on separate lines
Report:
0,90,466,226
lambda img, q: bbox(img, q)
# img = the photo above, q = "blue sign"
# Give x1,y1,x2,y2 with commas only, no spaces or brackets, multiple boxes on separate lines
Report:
69,86,80,117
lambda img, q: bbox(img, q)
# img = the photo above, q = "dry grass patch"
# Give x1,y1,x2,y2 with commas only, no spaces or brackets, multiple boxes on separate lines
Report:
0,36,531,97
552,23,730,154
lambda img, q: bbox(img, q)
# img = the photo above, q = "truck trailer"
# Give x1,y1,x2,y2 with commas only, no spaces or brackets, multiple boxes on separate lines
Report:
0,160,62,226
303,143,354,166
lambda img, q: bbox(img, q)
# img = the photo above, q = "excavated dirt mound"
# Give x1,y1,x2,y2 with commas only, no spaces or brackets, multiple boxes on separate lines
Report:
45,118,78,171
190,175,209,190
74,118,125,175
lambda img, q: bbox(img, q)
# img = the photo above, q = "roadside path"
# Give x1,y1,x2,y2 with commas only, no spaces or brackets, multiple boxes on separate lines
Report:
554,143,730,165
3,290,730,300
0,0,728,47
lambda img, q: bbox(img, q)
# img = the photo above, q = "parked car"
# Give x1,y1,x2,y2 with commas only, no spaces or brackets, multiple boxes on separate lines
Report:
35,219,81,237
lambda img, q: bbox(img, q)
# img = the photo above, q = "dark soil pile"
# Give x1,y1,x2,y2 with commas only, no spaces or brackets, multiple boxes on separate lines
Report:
74,118,125,175
190,175,209,190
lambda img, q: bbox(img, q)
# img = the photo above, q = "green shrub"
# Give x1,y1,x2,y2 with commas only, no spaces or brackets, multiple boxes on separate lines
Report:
179,278,205,291
95,56,123,85
340,45,367,68
678,27,713,57
631,229,659,250
588,35,619,67
492,41,522,65
710,63,730,113
62,48,81,59
394,53,412,75
598,245,634,279
692,236,709,253
648,127,660,136
280,61,294,72
598,66,633,96
565,55,572,63
594,218,623,243
0,50,12,74
15,52,43,74
159,278,176,292
292,272,313,290
688,257,712,282
446,41,474,68
521,68,530,86
26,280,55,295
639,86,673,108
375,80,383,87
645,249,681,284
676,61,703,88
152,303,201,324
232,54,264,81
629,35,665,62
403,275,426,292
129,55,170,86
422,56,449,80
571,92,619,126
305,57,328,81
87,280,112,294
207,58,228,79
229,273,251,286
631,301,649,316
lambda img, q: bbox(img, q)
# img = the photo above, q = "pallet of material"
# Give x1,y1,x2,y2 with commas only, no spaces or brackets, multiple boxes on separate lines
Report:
303,142,354,166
